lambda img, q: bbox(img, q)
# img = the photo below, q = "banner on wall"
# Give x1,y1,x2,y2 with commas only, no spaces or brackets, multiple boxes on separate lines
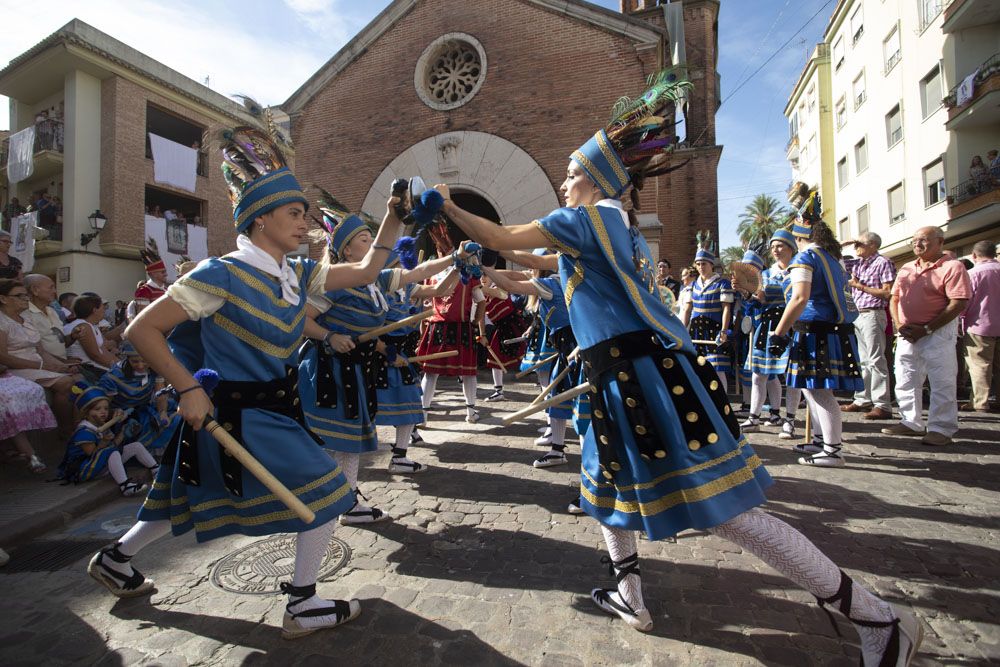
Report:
10,212,38,272
143,215,207,282
7,126,36,184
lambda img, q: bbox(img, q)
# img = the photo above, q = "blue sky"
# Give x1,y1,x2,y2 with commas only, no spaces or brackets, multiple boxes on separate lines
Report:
0,0,830,250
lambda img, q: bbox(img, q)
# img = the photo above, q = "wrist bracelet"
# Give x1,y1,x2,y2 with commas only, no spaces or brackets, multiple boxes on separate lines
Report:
176,385,205,397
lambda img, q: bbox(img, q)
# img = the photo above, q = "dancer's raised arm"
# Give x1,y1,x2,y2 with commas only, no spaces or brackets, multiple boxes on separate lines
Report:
436,184,547,251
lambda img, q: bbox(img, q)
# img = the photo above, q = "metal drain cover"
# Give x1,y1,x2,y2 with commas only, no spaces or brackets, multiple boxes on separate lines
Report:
3,539,108,573
210,534,350,595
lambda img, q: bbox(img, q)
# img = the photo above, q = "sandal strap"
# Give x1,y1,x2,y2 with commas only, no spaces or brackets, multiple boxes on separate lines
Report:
593,588,638,616
98,550,147,590
280,582,316,600
345,506,384,520
815,570,900,640
288,599,352,621
600,553,640,582
390,447,408,457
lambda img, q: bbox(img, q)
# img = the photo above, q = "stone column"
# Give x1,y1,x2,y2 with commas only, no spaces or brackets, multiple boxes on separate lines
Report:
62,69,102,252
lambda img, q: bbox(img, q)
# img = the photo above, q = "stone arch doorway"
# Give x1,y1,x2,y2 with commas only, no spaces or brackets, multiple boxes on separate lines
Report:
361,131,559,233
418,189,509,267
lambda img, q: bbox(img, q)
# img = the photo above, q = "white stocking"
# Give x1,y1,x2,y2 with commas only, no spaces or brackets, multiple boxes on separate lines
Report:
420,372,439,409
394,424,415,452
334,451,359,488
106,451,128,485
766,378,782,415
121,441,157,468
293,520,336,586
804,388,842,448
462,374,477,416
741,377,752,404
709,508,893,660
600,525,645,612
491,367,504,388
549,417,567,452
716,370,727,395
750,373,768,416
785,386,801,419
105,519,172,579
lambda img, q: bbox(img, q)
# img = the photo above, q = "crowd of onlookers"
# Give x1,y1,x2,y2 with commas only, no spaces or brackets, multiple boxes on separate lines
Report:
969,149,1000,194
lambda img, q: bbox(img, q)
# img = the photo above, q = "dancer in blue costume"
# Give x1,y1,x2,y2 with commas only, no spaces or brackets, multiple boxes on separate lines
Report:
87,116,406,639
98,341,182,457
680,234,735,394
770,184,864,468
735,230,804,440
375,251,461,473
302,206,469,524
435,71,922,664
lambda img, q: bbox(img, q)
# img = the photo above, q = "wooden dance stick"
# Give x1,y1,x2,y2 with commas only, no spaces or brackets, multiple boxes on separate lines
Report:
203,418,316,524
515,352,560,379
502,336,529,346
356,309,433,343
502,383,592,426
405,350,459,364
95,411,128,434
481,340,508,369
804,405,813,443
690,339,719,346
529,347,580,407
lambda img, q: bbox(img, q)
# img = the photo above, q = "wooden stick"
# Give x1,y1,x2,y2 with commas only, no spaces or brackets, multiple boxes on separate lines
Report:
804,404,812,444
405,350,459,364
515,352,560,379
502,383,592,425
502,336,529,346
95,411,127,434
357,309,433,342
203,418,315,524
481,340,508,369
690,339,719,346
529,347,579,406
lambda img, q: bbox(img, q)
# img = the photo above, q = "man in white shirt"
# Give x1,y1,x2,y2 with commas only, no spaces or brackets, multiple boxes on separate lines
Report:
23,274,77,361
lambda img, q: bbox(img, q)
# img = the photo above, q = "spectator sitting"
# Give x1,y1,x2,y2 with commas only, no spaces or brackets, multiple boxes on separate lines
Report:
64,294,120,382
883,227,971,446
55,384,156,497
970,156,992,193
57,292,77,323
0,279,80,436
960,240,1000,413
22,274,78,363
0,364,56,473
0,230,23,280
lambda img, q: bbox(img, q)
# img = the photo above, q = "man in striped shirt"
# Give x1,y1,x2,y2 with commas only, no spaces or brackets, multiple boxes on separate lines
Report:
841,232,896,419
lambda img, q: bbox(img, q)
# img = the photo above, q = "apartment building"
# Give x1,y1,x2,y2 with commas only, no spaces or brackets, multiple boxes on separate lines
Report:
940,0,1000,255
785,43,837,228
0,20,254,302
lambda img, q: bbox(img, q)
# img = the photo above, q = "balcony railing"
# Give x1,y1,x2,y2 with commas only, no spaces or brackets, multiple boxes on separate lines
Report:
948,172,1000,206
944,52,1000,109
0,118,65,166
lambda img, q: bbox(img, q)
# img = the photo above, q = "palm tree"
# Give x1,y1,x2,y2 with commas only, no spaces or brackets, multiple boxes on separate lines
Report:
720,245,744,267
737,194,791,246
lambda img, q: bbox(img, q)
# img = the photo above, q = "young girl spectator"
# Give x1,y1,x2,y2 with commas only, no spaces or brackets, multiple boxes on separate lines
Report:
98,341,181,457
56,384,157,496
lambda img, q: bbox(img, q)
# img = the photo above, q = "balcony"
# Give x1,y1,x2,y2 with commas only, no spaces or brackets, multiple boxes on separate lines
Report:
0,118,64,182
942,0,1000,33
785,134,799,159
944,53,1000,130
947,172,1000,225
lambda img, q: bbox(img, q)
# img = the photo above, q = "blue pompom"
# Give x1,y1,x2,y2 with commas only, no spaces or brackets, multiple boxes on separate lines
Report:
464,242,482,254
193,368,221,396
412,189,444,226
393,236,419,270
385,344,398,364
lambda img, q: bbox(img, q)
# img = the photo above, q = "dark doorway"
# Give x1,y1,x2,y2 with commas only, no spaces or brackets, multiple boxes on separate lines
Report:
419,190,505,267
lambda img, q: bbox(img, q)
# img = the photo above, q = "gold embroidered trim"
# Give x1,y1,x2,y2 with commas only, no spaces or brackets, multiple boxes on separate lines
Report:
582,446,755,491
236,189,306,229
595,131,629,186
211,313,303,358
564,260,585,307
183,278,304,333
571,149,616,196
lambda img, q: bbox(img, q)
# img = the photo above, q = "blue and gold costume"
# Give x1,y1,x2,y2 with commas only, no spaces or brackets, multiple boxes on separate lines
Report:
744,239,793,378
534,203,771,539
785,241,863,391
300,246,398,453
531,275,575,422
689,273,734,373
138,178,354,542
98,359,182,455
59,421,116,483
374,277,424,428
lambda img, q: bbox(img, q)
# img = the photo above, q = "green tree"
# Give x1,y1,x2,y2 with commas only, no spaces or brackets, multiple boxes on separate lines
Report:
737,194,791,246
720,245,744,267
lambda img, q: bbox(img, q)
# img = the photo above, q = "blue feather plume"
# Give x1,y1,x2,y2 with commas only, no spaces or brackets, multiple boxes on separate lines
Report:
410,189,445,233
393,236,418,270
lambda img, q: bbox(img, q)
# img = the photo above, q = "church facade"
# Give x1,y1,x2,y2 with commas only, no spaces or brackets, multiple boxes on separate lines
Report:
284,0,722,267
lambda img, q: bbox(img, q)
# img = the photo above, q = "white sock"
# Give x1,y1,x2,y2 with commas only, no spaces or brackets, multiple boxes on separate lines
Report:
550,418,567,449
103,519,172,578
716,371,727,395
462,374,477,411
709,508,894,660
288,520,351,627
785,386,801,419
121,441,157,468
804,388,842,445
600,525,645,612
750,373,768,416
421,373,439,409
334,451,360,489
491,368,504,388
394,424,415,452
107,451,128,485
741,377,752,405
767,378,782,414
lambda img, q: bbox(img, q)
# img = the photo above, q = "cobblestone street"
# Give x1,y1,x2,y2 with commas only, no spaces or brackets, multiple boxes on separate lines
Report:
2,374,998,666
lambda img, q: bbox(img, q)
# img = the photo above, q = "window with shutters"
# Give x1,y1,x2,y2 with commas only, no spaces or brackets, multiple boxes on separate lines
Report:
850,6,864,44
833,36,845,71
853,71,866,109
888,183,905,224
855,137,868,173
838,217,850,240
838,157,849,189
920,65,942,118
886,105,903,148
835,96,847,130
883,27,900,74
923,159,945,207
856,204,869,234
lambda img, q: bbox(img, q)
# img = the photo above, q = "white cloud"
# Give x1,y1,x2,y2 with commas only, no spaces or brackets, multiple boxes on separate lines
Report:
0,0,366,129
282,0,361,40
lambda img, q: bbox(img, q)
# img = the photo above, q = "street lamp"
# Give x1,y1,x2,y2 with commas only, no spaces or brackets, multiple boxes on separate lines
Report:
80,210,108,248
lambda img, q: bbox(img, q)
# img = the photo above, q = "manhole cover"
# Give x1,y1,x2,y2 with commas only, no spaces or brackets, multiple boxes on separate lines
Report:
210,534,350,595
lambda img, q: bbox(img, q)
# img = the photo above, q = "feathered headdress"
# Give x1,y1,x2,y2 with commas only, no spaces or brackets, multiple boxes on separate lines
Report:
208,95,308,233
312,186,377,260
694,229,716,264
787,181,822,239
140,237,166,274
571,67,692,202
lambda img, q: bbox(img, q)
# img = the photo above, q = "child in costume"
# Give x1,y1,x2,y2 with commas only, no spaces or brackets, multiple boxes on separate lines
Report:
98,341,182,457
437,70,922,665
87,107,406,639
478,276,530,403
58,384,157,496
133,239,169,316
680,231,735,395
769,185,863,467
